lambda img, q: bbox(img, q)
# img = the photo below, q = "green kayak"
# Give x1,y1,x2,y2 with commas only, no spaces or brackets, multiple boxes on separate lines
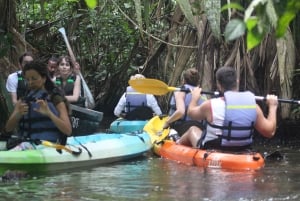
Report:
0,131,151,175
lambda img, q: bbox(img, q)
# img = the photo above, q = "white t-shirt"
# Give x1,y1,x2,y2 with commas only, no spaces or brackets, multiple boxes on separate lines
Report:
6,71,21,93
114,93,162,117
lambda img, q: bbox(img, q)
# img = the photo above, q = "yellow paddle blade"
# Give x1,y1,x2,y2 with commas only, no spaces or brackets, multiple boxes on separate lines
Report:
129,78,220,96
144,115,170,144
129,78,180,95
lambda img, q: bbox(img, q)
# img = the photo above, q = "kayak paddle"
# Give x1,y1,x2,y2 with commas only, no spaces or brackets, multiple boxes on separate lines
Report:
144,115,170,144
129,78,300,104
128,78,219,96
58,27,95,109
255,96,300,104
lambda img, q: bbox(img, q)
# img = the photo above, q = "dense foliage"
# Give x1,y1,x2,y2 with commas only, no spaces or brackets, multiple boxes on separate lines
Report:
223,0,300,50
1,0,300,119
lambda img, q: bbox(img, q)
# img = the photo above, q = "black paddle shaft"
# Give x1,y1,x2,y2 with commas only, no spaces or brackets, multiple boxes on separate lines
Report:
179,87,220,96
180,88,300,104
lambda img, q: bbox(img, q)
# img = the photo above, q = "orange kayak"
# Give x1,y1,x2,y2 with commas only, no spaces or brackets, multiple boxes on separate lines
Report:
144,116,265,171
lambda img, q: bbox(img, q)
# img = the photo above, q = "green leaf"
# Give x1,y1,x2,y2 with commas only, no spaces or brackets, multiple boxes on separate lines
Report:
245,17,258,31
246,28,264,51
224,19,246,41
221,2,244,12
85,0,97,9
276,12,295,38
276,0,300,37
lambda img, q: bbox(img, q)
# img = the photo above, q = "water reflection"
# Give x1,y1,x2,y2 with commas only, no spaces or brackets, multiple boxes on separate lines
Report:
0,150,300,201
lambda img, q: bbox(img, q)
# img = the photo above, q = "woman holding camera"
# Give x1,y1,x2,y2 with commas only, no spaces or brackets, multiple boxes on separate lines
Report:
5,60,72,150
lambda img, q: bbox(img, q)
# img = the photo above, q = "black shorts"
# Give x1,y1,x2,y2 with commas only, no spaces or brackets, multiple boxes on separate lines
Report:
125,106,153,120
171,120,204,136
197,137,252,151
197,138,221,149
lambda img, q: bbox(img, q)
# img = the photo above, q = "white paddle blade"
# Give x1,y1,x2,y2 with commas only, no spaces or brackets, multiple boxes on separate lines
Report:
79,73,95,109
58,27,66,36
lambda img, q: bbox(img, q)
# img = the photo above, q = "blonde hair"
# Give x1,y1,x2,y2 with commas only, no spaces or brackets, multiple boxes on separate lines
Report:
130,74,145,80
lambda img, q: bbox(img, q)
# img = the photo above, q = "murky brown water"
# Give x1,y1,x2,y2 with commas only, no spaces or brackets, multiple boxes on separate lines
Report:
0,146,299,201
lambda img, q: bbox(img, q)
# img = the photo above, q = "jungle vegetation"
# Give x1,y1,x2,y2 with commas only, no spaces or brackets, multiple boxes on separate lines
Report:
1,0,300,131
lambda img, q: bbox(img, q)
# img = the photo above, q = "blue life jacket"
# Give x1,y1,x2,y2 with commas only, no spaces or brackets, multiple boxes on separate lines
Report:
17,71,27,100
20,89,65,143
169,84,206,121
125,86,147,112
208,91,257,148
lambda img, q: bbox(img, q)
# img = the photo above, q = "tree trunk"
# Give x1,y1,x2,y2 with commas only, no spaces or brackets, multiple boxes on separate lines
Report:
276,28,295,118
0,0,36,128
0,0,18,126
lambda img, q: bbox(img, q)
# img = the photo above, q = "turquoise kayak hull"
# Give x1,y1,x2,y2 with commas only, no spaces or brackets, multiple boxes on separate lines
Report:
0,132,151,175
109,118,148,133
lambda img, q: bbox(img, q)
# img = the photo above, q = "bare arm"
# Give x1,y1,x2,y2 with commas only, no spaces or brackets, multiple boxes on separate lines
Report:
163,91,186,129
5,100,28,132
187,86,210,121
254,95,278,138
10,92,18,106
114,94,126,117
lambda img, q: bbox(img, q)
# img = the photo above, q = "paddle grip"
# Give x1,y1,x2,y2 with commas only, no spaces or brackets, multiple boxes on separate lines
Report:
201,91,220,96
255,96,300,104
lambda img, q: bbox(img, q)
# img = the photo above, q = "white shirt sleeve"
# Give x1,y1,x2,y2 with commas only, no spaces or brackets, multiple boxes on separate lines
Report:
114,93,127,117
6,72,18,93
146,94,162,115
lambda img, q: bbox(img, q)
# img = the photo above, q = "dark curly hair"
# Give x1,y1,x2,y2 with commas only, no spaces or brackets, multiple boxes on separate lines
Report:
23,60,58,92
22,60,70,111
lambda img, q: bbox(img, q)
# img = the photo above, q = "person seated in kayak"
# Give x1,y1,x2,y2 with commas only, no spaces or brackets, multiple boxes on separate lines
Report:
162,68,207,140
54,55,85,107
5,60,72,150
114,74,162,120
178,66,278,151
